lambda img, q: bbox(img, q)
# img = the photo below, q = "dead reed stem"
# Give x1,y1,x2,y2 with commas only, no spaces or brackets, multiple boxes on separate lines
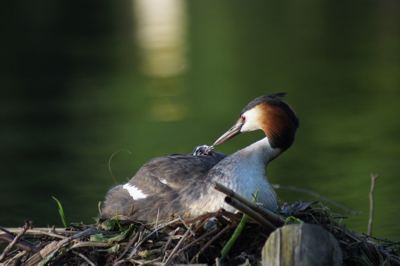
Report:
368,173,379,236
164,227,191,265
190,224,231,263
72,251,96,266
0,222,30,262
225,197,276,231
214,182,283,226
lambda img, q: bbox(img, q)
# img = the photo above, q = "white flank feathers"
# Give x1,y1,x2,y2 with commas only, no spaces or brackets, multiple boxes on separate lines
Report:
123,183,147,200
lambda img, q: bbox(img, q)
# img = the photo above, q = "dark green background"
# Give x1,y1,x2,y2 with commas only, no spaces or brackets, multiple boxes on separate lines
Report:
1,1,399,239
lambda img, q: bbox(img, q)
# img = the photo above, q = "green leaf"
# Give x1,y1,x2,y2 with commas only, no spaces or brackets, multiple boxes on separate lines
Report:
52,196,67,227
221,213,248,260
99,218,123,231
284,216,303,224
221,189,258,260
90,225,133,244
90,233,110,242
104,244,120,254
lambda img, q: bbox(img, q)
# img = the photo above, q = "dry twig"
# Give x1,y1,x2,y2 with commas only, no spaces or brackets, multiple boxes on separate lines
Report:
190,224,232,263
116,230,140,261
4,228,68,239
0,222,31,261
0,229,36,253
128,218,179,258
72,251,96,266
25,227,97,266
225,197,276,231
164,227,191,265
214,182,284,226
368,173,379,236
175,228,218,256
3,250,27,266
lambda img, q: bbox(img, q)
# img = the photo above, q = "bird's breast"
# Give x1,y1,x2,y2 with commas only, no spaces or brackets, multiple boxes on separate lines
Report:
218,158,275,207
188,154,278,215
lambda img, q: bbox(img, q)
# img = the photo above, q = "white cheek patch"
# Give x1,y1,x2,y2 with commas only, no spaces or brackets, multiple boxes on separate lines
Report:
123,183,147,200
241,108,261,132
160,178,168,185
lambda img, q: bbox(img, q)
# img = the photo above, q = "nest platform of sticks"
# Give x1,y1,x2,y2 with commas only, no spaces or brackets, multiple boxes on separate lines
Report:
1,182,399,266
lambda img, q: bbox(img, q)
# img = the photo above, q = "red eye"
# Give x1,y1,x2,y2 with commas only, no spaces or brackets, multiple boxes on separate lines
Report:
241,115,246,122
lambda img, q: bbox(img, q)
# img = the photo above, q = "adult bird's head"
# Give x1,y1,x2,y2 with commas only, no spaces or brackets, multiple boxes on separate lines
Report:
213,93,299,154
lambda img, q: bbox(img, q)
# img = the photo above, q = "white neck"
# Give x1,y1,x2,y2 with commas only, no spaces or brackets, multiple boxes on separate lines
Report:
238,137,280,164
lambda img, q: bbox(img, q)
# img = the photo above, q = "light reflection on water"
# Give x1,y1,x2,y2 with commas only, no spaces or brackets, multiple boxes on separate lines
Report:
134,0,188,77
1,1,399,240
134,0,188,122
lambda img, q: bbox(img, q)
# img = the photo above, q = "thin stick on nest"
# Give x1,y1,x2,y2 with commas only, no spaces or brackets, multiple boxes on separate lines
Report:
175,227,218,256
224,197,276,231
0,222,31,262
128,218,180,258
0,227,37,253
4,250,27,266
116,230,140,261
368,173,379,236
70,241,113,249
164,227,192,265
3,227,69,239
25,227,98,266
214,182,284,227
72,251,96,266
190,224,232,263
178,217,196,237
215,257,222,266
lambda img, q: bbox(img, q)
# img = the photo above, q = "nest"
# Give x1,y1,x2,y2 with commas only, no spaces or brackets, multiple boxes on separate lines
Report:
1,200,400,266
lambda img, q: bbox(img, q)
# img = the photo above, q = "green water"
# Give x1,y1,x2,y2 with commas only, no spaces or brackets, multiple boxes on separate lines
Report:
1,1,399,239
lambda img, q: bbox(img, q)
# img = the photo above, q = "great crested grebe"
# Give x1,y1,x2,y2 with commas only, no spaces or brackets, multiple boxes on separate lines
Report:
101,93,298,222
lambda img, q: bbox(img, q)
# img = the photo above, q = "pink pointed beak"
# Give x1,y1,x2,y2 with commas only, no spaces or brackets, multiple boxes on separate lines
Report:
213,118,244,146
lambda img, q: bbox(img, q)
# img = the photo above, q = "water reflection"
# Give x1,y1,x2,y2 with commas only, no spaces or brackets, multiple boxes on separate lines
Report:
134,0,188,122
147,79,187,122
134,0,187,77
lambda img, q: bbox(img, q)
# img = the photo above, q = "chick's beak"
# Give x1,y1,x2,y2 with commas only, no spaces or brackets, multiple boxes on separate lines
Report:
213,118,244,146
